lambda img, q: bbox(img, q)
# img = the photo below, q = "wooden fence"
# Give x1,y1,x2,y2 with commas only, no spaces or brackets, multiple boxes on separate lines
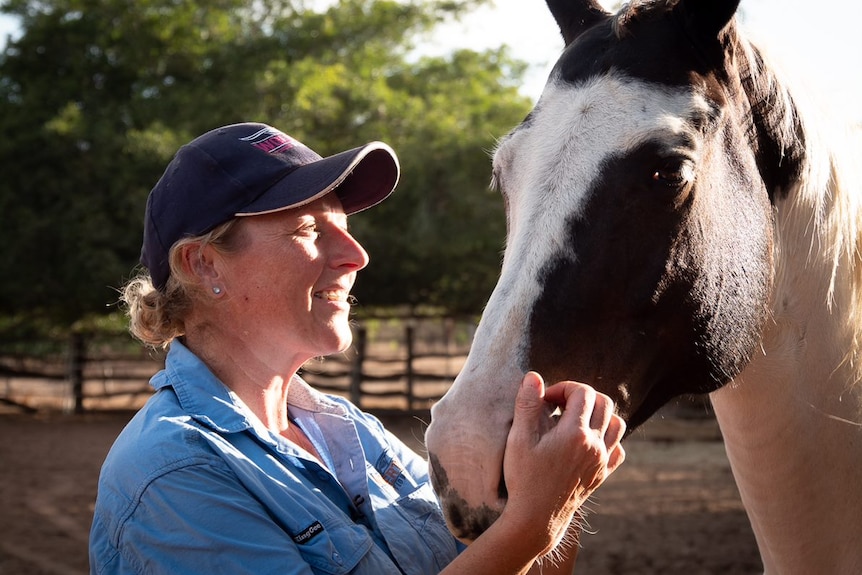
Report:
0,316,475,414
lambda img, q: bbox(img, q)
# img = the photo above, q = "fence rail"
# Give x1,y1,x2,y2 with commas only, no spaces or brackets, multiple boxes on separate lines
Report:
0,317,474,414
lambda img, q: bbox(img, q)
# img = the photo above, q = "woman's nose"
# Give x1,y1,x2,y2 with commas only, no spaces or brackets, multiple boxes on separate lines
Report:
330,227,369,271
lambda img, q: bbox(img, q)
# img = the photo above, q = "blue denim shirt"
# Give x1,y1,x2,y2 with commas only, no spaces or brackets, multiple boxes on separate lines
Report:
89,341,461,574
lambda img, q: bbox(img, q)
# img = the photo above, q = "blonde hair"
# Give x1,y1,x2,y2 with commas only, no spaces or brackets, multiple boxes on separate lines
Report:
121,219,241,348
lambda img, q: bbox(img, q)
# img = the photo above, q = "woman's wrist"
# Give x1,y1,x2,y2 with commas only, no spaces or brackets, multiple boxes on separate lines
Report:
490,505,558,562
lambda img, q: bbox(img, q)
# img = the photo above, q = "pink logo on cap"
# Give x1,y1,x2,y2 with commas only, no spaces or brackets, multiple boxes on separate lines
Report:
240,127,301,154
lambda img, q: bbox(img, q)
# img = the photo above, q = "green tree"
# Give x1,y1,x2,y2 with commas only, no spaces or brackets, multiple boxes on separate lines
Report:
0,0,531,326
350,48,529,314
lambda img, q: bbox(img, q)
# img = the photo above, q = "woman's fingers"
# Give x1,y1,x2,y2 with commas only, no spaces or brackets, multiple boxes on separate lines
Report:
502,374,628,555
590,392,614,435
542,380,596,430
511,374,627,478
543,381,616,433
542,379,626,465
608,441,626,474
604,408,626,449
510,371,549,440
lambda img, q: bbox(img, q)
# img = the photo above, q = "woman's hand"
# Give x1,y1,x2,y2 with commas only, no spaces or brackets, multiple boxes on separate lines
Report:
500,371,626,558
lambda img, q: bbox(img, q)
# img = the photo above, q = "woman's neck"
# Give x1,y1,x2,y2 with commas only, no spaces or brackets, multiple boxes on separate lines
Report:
183,325,303,433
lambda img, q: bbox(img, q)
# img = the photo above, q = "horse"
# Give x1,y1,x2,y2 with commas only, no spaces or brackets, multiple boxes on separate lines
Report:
423,0,862,572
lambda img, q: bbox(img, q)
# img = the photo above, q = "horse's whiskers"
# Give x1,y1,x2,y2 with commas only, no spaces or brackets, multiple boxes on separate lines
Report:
536,506,592,569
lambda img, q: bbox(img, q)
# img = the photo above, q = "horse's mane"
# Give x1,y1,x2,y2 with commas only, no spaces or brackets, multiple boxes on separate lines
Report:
735,24,862,382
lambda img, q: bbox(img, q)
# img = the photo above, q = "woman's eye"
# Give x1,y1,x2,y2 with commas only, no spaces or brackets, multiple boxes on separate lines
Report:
294,224,321,238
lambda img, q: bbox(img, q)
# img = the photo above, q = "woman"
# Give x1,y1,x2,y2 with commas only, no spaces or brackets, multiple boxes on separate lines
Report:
89,122,626,575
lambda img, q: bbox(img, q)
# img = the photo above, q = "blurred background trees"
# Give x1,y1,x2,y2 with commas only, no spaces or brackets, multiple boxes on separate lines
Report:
0,0,533,332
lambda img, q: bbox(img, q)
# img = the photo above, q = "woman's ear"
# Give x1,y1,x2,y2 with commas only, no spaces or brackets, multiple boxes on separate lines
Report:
177,242,222,288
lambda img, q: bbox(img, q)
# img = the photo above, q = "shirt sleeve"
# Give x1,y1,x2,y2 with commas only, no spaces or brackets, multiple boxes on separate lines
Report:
107,461,316,575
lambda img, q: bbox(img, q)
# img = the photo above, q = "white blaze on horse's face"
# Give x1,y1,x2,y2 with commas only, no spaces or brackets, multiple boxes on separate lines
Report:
425,74,720,542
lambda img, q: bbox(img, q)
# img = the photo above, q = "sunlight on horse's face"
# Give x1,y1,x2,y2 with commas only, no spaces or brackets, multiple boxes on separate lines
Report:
425,1,777,542
506,75,773,424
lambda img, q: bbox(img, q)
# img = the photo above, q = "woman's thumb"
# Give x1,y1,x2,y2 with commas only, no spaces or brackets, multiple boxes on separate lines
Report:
512,371,546,429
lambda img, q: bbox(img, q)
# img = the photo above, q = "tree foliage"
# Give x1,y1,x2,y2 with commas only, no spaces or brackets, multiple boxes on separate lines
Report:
0,0,532,324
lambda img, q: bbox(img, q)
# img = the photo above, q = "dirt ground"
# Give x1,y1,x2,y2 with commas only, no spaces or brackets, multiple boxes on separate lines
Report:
0,405,762,575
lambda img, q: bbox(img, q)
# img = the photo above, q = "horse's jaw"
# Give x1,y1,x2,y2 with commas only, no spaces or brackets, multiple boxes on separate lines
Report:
425,322,667,542
425,359,521,542
425,289,687,542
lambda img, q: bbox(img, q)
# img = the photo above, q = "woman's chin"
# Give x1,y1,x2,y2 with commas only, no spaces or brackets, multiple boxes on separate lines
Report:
323,326,354,356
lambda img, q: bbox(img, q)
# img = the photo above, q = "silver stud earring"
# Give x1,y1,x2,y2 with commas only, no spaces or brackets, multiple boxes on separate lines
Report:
212,286,222,295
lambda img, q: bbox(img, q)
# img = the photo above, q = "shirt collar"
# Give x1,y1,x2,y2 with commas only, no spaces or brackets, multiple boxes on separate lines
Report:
154,340,348,433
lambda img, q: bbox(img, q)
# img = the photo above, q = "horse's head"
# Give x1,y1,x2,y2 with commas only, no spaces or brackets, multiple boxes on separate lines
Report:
426,0,807,542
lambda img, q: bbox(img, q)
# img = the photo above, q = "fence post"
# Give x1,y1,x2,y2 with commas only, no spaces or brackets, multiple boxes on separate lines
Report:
69,332,86,414
405,324,415,411
349,326,367,408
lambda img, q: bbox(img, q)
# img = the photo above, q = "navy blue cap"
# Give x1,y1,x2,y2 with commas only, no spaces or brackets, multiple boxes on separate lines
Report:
140,122,400,291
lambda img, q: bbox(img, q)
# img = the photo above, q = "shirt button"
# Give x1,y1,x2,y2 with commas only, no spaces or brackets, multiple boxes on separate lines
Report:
332,551,342,564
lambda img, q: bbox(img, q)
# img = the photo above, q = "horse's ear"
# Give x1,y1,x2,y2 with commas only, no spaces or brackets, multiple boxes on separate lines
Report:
674,0,741,39
545,0,609,45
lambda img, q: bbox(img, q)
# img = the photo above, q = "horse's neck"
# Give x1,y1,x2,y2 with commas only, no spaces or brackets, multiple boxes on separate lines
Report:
711,149,862,573
712,340,862,573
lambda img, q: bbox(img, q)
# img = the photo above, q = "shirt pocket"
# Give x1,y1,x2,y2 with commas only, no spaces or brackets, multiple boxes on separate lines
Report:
385,482,461,574
292,519,374,575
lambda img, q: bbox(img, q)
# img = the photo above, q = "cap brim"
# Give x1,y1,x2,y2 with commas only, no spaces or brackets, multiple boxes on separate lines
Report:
235,141,399,217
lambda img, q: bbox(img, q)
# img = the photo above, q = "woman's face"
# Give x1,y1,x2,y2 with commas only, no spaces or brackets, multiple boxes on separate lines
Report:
214,193,369,365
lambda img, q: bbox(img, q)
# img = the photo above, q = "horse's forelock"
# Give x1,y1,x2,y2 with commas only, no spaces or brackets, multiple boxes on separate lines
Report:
611,0,669,39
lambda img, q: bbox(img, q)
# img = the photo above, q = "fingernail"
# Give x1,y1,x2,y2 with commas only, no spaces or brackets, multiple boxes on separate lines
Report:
521,372,542,396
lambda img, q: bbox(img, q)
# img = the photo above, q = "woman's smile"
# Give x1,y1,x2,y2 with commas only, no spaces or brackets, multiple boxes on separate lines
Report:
313,288,350,303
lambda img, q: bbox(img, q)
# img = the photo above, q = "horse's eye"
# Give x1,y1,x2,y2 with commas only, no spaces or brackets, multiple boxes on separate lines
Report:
652,168,683,185
651,161,693,188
